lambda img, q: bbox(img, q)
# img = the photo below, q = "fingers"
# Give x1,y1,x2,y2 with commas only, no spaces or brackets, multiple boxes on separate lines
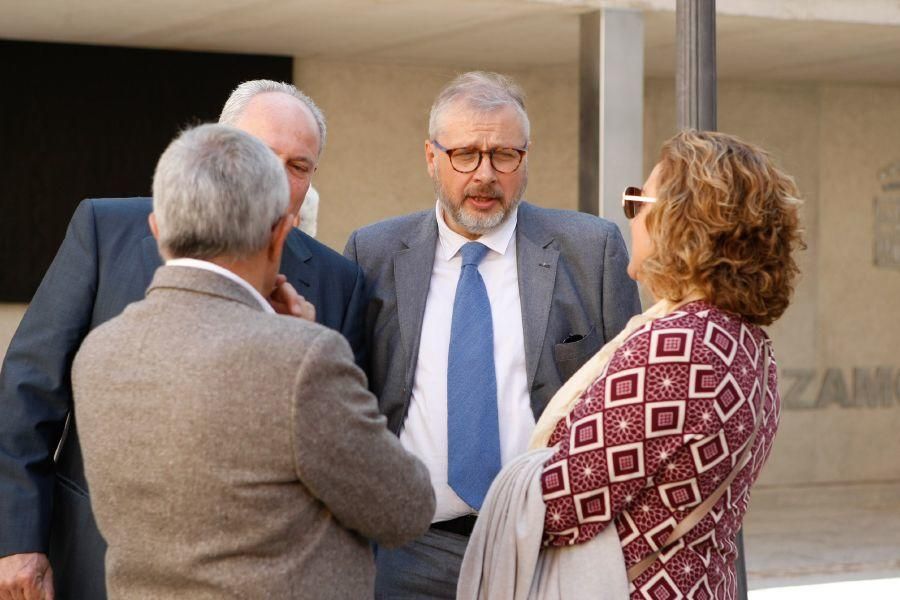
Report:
296,296,315,322
0,553,50,600
278,281,299,309
268,277,316,321
38,565,53,600
22,577,40,600
285,285,315,320
26,560,52,600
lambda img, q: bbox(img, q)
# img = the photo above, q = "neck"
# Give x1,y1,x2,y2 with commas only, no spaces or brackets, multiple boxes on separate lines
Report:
669,290,707,310
207,255,271,298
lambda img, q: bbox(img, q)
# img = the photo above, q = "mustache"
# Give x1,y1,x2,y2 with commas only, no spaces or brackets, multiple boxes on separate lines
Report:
464,185,503,199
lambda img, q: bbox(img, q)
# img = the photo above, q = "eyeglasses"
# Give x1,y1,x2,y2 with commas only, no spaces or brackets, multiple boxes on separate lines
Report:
622,186,657,219
431,139,527,174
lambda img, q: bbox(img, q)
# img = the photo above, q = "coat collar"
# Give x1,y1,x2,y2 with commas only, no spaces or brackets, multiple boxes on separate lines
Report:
141,228,315,295
394,211,439,389
515,202,559,394
147,264,265,313
281,228,314,290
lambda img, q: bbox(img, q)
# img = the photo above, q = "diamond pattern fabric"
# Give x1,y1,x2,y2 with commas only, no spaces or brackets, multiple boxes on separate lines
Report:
541,301,780,599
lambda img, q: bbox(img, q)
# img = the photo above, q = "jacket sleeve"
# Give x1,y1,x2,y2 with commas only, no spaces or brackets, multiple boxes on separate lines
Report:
540,326,728,547
290,328,435,547
341,230,373,378
340,263,368,371
540,330,675,546
600,223,642,342
342,230,358,264
0,199,99,557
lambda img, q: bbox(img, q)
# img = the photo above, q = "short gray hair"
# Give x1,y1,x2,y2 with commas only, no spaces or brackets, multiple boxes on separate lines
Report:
428,71,530,141
152,124,289,260
219,79,327,155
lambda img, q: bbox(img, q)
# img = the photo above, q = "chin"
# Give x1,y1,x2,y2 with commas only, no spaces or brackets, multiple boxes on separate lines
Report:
464,205,502,219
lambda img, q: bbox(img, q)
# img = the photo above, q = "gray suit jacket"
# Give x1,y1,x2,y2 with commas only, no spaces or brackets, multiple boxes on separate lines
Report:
344,201,641,433
72,266,435,600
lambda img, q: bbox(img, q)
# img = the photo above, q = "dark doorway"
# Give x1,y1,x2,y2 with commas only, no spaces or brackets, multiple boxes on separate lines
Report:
0,39,292,301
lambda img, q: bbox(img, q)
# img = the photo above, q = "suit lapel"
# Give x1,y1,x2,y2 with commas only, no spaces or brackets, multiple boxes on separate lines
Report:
394,214,438,388
281,229,314,291
141,236,163,287
516,203,559,392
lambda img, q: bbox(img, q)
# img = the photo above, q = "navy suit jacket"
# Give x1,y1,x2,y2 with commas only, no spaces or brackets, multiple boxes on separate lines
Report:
0,198,366,599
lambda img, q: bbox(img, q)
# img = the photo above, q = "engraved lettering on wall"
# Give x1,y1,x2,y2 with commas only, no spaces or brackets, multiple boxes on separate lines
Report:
780,367,900,410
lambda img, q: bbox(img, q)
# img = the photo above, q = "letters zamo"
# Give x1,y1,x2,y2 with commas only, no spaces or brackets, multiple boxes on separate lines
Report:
780,367,900,409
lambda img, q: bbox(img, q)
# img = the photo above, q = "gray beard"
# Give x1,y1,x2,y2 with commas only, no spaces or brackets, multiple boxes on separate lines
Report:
432,172,527,236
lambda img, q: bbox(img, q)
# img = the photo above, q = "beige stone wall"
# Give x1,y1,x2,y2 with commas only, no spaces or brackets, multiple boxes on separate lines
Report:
295,60,579,251
0,305,27,364
645,78,900,486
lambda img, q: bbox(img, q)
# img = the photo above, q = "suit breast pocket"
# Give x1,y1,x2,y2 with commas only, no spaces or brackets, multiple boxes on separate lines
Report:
553,326,603,382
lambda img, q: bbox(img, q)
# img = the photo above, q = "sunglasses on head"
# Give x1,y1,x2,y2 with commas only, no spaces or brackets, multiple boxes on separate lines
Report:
622,186,657,219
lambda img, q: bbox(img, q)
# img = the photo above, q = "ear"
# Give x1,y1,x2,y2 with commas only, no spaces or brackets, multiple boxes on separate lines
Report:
268,214,293,262
148,213,160,240
425,140,437,178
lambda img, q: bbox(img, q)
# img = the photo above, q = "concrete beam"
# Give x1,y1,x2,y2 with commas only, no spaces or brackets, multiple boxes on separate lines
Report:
578,8,644,244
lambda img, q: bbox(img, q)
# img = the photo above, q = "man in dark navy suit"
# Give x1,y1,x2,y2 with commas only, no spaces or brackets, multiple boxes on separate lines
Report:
0,80,365,600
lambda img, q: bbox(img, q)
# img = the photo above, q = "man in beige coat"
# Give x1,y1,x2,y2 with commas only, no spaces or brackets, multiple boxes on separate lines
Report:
72,123,435,599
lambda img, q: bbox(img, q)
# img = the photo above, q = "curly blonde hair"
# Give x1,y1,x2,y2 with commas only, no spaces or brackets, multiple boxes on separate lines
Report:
641,130,805,326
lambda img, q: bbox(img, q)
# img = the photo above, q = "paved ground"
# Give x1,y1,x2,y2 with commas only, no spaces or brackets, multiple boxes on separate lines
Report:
750,577,900,599
743,480,900,589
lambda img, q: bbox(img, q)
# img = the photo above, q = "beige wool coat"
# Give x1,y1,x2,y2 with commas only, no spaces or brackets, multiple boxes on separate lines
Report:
72,265,435,599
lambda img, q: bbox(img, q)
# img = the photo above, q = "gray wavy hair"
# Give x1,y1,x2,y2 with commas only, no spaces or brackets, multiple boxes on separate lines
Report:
219,79,327,155
428,71,530,141
152,124,289,260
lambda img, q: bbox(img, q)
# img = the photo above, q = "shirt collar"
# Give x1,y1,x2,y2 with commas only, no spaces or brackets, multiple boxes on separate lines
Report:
165,258,275,314
434,200,518,261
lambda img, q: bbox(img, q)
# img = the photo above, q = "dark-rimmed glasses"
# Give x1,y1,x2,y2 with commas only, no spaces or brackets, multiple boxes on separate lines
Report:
431,139,527,174
622,186,657,219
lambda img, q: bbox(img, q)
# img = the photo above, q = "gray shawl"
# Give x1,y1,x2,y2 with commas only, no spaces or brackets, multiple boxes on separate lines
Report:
457,448,629,600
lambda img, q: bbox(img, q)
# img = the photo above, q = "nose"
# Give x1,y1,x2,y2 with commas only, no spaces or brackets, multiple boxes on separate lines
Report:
472,151,498,183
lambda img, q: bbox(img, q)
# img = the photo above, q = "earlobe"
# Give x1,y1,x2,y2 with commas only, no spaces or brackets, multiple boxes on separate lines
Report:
425,140,436,177
148,213,160,240
269,215,292,260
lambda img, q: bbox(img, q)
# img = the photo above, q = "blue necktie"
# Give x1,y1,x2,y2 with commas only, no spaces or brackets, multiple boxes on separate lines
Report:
447,241,502,510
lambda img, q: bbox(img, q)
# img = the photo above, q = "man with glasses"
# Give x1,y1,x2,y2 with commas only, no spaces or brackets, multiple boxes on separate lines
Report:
344,71,641,598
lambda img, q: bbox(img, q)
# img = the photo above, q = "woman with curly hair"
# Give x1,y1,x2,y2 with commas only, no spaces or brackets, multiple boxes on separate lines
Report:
459,130,804,600
537,129,803,598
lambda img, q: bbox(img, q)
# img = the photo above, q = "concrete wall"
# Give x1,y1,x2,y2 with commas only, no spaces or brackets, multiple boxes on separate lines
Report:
0,305,27,364
645,78,900,486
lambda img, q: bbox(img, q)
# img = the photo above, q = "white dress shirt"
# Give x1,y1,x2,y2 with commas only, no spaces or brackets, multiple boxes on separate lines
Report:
400,203,534,521
166,258,275,314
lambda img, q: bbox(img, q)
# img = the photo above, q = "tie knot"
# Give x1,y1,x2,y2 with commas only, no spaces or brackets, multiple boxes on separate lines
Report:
460,242,490,267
